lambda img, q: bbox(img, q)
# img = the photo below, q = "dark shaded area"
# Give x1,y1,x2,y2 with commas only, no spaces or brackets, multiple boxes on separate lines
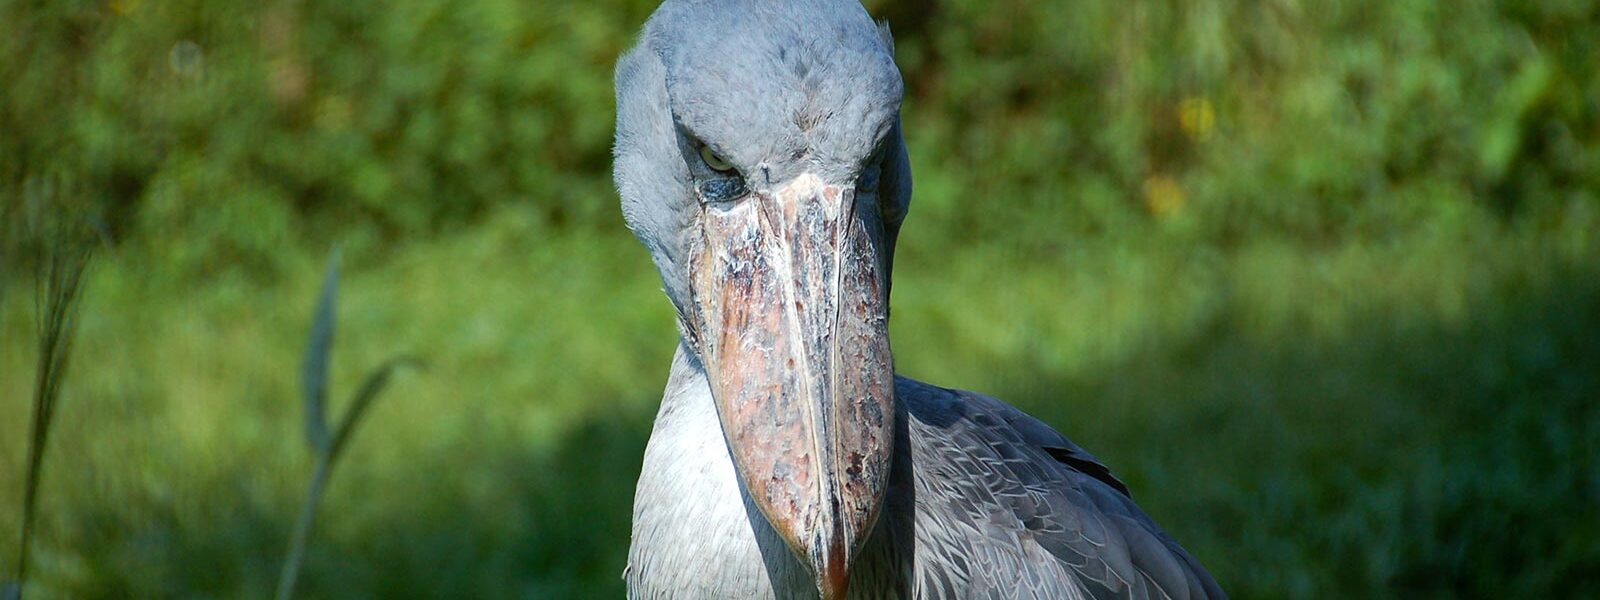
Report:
982,260,1600,598
44,408,652,599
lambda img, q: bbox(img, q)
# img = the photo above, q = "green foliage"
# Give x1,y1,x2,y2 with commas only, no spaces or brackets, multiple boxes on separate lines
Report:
2,0,660,278
870,0,1600,248
2,0,1599,598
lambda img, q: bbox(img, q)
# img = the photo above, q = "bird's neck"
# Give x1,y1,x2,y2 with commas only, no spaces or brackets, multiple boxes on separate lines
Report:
661,339,714,406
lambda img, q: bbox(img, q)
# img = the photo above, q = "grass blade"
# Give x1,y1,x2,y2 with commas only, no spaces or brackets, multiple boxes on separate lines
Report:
277,252,415,600
301,249,340,454
276,356,416,600
328,356,420,460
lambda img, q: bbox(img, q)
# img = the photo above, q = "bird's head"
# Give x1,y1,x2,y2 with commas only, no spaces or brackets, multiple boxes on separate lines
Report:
614,0,911,596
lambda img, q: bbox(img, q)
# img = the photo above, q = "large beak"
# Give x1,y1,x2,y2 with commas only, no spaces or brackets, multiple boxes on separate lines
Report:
689,172,895,599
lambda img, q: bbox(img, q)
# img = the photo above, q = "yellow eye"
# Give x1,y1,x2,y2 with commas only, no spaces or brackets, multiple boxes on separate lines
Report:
699,145,735,173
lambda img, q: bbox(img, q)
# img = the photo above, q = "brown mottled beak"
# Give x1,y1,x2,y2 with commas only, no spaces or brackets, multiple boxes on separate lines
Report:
689,172,895,599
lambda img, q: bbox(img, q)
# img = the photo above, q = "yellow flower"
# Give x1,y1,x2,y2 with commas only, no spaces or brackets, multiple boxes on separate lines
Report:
1143,175,1186,218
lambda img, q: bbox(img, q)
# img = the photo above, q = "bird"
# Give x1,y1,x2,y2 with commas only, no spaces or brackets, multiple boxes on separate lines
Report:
613,1,1226,598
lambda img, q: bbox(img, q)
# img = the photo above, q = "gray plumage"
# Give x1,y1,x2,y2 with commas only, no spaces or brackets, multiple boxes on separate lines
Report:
615,1,1225,598
626,348,1224,599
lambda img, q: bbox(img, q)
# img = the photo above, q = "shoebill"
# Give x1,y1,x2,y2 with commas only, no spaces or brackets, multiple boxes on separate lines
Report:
614,0,1226,598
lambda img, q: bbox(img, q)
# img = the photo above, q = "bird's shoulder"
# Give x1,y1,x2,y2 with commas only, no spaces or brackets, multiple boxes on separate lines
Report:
894,376,1131,496
888,375,1226,600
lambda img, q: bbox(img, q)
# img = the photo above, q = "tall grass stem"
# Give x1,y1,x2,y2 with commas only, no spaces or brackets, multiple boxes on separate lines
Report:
12,235,91,599
275,456,332,600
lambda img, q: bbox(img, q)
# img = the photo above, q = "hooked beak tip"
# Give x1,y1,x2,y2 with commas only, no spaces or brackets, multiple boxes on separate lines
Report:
818,538,851,599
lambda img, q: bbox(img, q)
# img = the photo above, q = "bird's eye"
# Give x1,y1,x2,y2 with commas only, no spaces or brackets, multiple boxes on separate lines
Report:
699,146,736,173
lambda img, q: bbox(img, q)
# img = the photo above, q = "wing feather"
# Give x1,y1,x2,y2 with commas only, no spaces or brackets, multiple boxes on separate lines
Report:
896,377,1225,599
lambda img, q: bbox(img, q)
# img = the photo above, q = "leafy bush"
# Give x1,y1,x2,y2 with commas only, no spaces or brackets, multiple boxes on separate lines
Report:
4,1,1596,268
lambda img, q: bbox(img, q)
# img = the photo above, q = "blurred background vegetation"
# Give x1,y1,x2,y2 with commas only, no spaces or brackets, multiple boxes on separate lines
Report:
2,0,1598,597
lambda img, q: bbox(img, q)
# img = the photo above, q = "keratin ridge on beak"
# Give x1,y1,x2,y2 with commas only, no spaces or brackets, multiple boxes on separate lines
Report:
689,172,895,599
